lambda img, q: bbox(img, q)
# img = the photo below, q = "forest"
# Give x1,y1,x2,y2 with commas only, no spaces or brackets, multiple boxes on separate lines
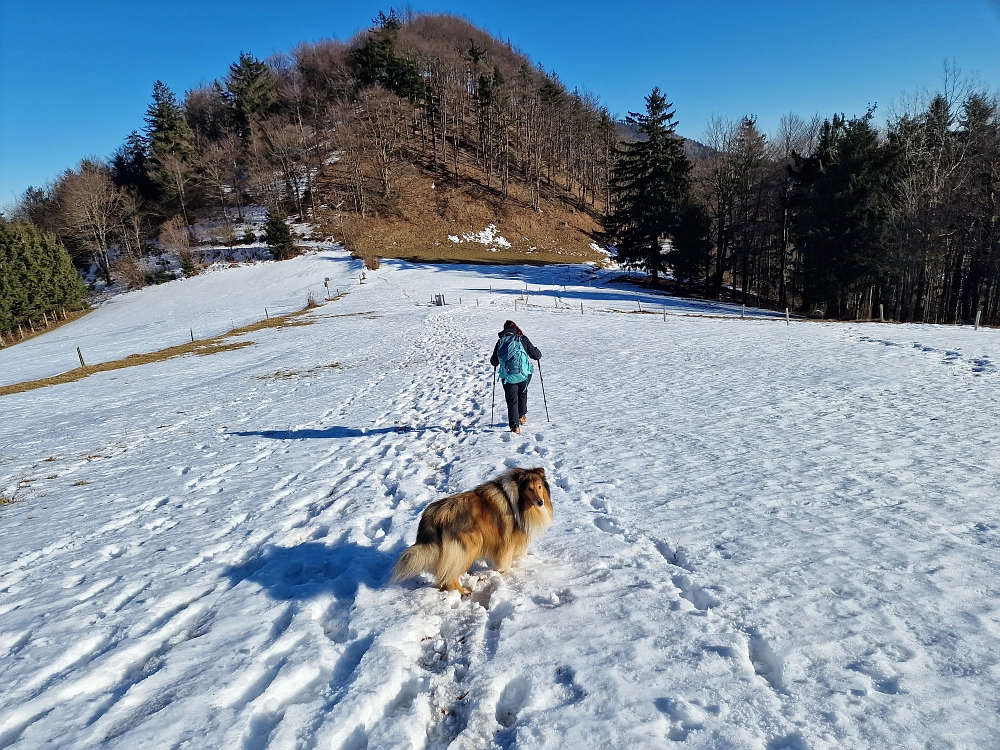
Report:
3,9,1000,337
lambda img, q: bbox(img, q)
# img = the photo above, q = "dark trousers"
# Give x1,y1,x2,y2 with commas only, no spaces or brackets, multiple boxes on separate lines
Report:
502,374,531,430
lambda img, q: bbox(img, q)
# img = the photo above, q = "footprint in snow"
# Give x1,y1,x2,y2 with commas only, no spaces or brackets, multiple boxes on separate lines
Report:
654,697,718,742
531,588,575,608
495,676,531,728
554,665,585,705
671,574,721,611
594,516,625,535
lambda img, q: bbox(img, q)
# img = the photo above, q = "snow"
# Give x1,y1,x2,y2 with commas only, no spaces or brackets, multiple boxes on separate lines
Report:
447,224,512,251
2,244,1000,749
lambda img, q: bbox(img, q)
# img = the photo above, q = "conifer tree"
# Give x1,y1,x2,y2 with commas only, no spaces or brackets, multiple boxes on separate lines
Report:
604,88,692,283
669,202,713,285
144,81,198,228
144,81,194,160
347,13,425,100
110,131,156,201
226,53,277,140
0,219,86,334
263,208,295,260
790,110,894,317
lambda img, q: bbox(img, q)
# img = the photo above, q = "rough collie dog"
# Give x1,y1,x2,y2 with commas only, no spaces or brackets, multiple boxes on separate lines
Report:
391,467,553,594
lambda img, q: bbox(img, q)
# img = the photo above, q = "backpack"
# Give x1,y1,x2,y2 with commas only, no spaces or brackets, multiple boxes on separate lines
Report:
497,332,531,383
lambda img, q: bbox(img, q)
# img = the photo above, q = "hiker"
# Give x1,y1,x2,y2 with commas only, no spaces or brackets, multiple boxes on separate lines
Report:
491,320,542,434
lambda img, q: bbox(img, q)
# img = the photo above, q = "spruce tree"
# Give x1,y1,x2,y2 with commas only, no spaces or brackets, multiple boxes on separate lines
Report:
0,219,86,334
347,15,425,100
110,130,156,201
604,88,692,283
669,202,713,286
790,110,894,317
264,208,295,260
225,53,277,140
145,81,198,229
144,81,194,160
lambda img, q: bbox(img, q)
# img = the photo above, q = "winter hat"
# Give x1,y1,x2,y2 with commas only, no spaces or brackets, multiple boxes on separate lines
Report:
503,320,524,335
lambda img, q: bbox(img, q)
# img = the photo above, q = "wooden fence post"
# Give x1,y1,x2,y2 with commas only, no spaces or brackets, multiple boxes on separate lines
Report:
975,309,982,330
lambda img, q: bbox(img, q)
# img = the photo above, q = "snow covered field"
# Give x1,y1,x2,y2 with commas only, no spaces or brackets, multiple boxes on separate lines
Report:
2,245,1000,749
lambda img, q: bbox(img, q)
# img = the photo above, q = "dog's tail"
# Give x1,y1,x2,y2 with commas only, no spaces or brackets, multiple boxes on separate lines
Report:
390,543,439,583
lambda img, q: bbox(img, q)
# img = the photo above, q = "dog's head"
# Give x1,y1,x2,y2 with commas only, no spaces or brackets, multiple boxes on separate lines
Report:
516,467,551,512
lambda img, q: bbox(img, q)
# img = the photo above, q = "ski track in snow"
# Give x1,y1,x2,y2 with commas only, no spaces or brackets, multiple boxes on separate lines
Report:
2,248,1000,748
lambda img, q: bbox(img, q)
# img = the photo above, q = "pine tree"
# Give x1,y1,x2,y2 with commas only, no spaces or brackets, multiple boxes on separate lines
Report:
110,131,156,201
263,208,295,260
669,202,713,286
790,110,894,317
225,53,277,140
145,81,198,229
604,88,692,283
346,16,426,101
0,218,86,334
144,81,194,160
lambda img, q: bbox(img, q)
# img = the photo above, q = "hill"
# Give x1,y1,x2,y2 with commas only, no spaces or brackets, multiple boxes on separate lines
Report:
15,10,614,285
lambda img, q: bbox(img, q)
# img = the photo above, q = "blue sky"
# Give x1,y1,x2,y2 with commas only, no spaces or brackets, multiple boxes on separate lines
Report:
2,0,999,206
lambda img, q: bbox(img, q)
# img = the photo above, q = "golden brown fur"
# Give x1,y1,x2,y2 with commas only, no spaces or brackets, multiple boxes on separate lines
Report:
391,467,553,594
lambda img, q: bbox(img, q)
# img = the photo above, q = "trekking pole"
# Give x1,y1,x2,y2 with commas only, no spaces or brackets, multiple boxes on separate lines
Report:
491,366,497,428
537,360,550,422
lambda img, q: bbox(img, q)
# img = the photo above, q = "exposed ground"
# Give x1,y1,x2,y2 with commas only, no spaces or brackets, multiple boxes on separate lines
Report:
314,159,607,266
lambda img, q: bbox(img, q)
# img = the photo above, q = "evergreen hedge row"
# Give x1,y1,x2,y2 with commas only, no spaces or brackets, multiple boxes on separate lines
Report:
0,219,87,334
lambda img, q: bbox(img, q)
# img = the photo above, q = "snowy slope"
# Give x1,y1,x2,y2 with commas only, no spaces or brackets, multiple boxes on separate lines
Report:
2,245,1000,749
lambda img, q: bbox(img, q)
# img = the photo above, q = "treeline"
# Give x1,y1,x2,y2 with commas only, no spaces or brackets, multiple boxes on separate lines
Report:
13,9,617,287
9,8,999,328
639,83,1000,325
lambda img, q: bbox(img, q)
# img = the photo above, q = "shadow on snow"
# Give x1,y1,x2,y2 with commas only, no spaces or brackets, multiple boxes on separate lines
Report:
222,539,399,602
337,257,784,318
229,424,472,440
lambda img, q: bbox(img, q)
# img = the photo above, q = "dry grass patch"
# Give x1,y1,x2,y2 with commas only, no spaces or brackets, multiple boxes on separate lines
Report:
0,303,325,399
253,362,341,381
1,477,33,506
317,164,606,266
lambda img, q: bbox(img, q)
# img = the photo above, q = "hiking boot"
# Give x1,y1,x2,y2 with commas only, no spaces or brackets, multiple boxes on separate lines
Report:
519,415,527,424
512,427,521,434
